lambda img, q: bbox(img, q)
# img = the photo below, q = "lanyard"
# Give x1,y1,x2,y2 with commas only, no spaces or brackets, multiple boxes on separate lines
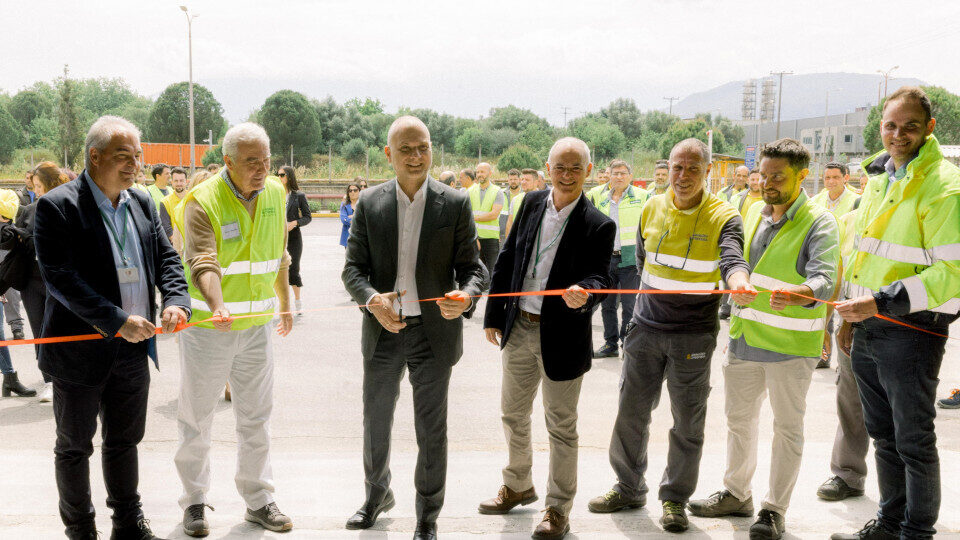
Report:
99,205,131,266
532,211,572,279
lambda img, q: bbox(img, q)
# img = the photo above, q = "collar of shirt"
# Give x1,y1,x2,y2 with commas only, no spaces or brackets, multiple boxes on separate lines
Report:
396,177,428,207
84,171,132,213
222,169,262,202
760,189,808,226
545,188,580,221
884,150,919,181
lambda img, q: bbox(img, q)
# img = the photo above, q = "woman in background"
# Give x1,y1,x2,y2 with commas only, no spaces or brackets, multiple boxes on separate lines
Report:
339,182,360,249
280,166,312,315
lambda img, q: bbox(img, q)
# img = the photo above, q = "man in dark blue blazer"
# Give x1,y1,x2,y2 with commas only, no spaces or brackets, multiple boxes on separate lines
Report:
34,116,190,540
480,137,615,540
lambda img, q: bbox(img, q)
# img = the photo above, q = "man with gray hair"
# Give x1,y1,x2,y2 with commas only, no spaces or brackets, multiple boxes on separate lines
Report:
588,138,754,533
35,115,191,540
174,122,295,536
480,137,615,540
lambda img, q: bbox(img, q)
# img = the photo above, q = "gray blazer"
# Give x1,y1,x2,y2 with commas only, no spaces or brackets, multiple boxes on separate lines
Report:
342,177,488,366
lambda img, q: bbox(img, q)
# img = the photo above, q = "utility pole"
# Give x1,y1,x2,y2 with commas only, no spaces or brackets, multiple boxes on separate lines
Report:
770,71,793,139
180,6,197,174
290,145,294,167
561,106,570,128
328,145,333,181
663,97,679,116
877,65,899,99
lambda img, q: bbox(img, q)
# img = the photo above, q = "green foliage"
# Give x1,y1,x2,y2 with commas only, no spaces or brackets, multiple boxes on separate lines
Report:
202,144,223,166
401,107,457,150
344,97,384,116
9,90,54,130
27,115,59,149
863,86,960,155
342,138,367,163
487,105,550,133
0,105,23,163
455,127,483,157
599,98,644,141
569,116,626,160
311,96,385,152
658,119,711,158
259,90,321,165
497,144,542,172
55,67,84,168
146,82,225,144
517,124,554,159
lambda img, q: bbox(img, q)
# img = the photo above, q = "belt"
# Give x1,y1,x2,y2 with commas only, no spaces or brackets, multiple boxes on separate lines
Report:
519,309,541,323
401,315,423,326
612,250,622,256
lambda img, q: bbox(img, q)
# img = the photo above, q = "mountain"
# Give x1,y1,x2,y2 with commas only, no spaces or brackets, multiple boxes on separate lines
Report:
671,72,927,122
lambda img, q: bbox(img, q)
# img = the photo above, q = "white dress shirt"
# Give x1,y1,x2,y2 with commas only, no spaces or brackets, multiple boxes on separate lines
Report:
393,180,428,316
520,189,580,314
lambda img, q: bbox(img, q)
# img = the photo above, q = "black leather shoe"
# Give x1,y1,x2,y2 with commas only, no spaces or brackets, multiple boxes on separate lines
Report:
345,492,396,530
66,523,98,540
110,517,166,540
593,343,618,358
414,521,437,540
817,476,864,501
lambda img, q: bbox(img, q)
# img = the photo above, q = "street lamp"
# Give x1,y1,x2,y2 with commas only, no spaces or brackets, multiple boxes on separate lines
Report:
877,65,899,100
770,71,793,139
180,5,197,173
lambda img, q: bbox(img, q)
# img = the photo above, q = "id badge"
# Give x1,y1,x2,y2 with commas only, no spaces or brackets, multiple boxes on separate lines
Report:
221,221,241,241
118,266,139,284
523,276,542,293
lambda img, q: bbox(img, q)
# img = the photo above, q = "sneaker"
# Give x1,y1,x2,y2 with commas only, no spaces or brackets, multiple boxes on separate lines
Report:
110,517,165,539
718,305,731,320
294,299,303,317
937,388,960,409
593,343,618,358
817,476,864,501
587,489,645,513
245,502,292,532
12,328,24,340
750,509,785,540
38,382,53,403
830,519,899,540
688,489,753,517
660,501,688,533
183,503,213,537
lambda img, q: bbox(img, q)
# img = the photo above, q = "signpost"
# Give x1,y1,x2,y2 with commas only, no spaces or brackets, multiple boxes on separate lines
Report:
745,145,757,170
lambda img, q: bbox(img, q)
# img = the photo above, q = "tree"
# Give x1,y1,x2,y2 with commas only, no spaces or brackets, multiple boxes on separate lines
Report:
8,90,54,131
0,105,22,163
259,90,321,164
345,97,384,116
342,138,367,163
599,98,644,142
487,105,551,133
497,145,542,172
863,85,960,154
569,117,626,159
517,124,554,159
146,82,225,144
401,107,456,150
55,66,84,167
455,126,485,157
658,119,712,158
202,144,223,166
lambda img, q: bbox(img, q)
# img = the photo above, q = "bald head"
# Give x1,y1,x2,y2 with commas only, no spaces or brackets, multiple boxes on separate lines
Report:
476,162,492,184
669,138,710,165
387,115,430,147
548,137,591,167
385,115,432,183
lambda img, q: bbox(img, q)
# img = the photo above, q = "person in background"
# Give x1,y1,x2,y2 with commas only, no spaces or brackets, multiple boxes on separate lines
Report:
469,162,505,280
3,169,30,341
459,168,476,192
856,170,869,194
0,188,34,398
718,165,750,203
167,170,209,254
133,169,148,191
187,170,212,191
500,169,523,241
505,168,538,235
205,163,220,174
147,163,171,210
17,170,36,205
586,166,611,205
1,162,70,401
281,165,312,316
537,170,547,190
719,168,764,320
438,171,457,187
358,178,369,191
594,159,648,359
340,182,361,249
648,160,670,196
158,168,188,243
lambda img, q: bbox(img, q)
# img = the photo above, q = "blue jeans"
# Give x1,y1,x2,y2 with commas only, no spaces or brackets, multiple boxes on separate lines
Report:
600,256,638,347
0,304,13,374
851,317,946,539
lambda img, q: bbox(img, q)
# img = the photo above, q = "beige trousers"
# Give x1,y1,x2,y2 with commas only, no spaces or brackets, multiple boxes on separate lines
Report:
722,353,817,515
500,317,584,515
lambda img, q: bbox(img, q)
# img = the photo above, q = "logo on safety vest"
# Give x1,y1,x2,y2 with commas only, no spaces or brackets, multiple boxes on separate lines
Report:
685,352,707,360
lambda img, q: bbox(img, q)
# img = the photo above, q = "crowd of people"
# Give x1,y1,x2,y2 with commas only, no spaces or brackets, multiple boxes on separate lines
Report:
0,85,957,540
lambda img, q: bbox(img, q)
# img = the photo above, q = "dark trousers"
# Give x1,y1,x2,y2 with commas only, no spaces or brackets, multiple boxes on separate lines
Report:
21,274,48,381
287,228,304,288
609,324,716,503
52,343,150,536
851,318,946,539
600,257,638,347
829,346,869,490
478,238,500,289
363,319,451,522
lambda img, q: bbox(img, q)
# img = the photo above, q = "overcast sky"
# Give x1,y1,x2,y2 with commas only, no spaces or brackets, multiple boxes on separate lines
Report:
3,0,958,125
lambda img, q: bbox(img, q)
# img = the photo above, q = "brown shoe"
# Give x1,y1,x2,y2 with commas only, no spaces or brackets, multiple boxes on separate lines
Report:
533,507,569,539
478,485,538,514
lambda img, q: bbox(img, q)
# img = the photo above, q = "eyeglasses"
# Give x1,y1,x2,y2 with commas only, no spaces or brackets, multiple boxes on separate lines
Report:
359,184,368,189
348,188,359,192
278,173,286,177
652,203,705,271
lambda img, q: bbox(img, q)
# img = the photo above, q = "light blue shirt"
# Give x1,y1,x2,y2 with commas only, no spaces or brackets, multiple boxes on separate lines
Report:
84,172,150,319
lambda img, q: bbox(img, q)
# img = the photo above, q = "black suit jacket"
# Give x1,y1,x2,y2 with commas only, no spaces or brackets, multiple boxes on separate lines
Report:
33,173,191,385
342,178,488,366
484,189,615,381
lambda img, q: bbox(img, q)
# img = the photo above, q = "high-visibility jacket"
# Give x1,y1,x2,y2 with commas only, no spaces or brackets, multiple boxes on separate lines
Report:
147,184,171,211
837,208,858,300
730,199,835,358
639,189,738,291
717,185,744,203
647,184,668,197
810,186,858,216
586,183,609,206
510,192,526,218
503,189,524,216
131,183,149,194
160,192,184,234
597,186,648,268
731,189,763,218
468,183,501,239
845,135,960,315
182,173,286,330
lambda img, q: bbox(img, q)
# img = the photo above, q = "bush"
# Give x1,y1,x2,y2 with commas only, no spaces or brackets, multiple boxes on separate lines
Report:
497,144,542,172
202,144,223,166
0,106,23,164
342,138,367,163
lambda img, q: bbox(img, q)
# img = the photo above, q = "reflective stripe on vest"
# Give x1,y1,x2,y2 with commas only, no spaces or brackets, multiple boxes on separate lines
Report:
640,269,716,292
646,254,718,274
222,259,282,276
190,297,277,316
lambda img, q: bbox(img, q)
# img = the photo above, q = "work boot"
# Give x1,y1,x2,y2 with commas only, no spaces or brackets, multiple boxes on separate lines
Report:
532,506,569,539
593,343,618,358
660,501,688,533
937,388,960,409
830,519,899,540
478,485,538,514
688,489,754,517
750,509,785,540
245,502,293,532
817,476,864,501
183,503,213,537
587,489,645,513
2,372,36,397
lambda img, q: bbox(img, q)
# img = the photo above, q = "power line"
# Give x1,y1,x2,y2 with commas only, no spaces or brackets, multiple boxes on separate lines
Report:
663,96,679,116
561,106,570,128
